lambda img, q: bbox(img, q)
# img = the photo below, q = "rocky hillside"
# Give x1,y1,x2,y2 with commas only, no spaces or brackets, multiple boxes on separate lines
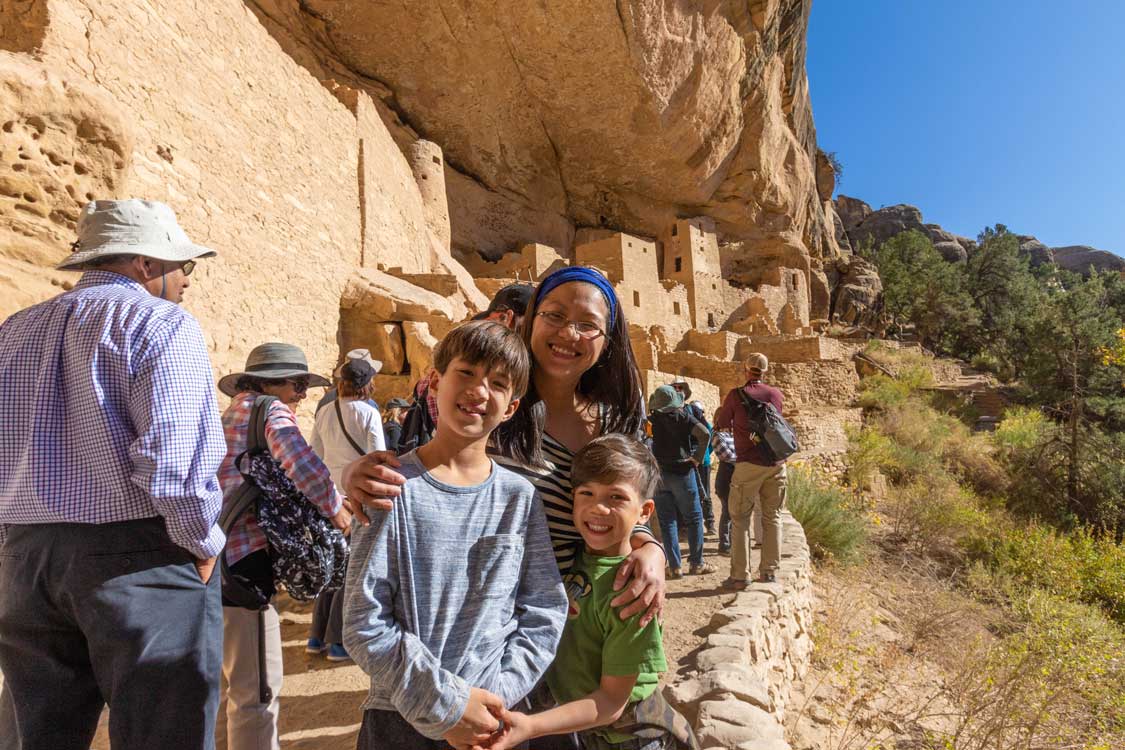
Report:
835,195,1124,274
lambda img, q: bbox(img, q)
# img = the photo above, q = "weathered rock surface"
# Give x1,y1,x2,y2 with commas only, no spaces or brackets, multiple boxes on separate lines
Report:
829,255,883,329
0,0,484,416
839,200,971,262
1017,234,1053,266
249,0,837,271
1051,244,1125,274
0,52,132,319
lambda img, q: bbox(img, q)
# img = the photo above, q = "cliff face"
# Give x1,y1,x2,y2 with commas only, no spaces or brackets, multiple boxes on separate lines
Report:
1,0,844,389
249,0,837,267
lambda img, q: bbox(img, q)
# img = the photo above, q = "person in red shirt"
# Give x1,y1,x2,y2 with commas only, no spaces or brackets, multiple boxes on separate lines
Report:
714,353,788,588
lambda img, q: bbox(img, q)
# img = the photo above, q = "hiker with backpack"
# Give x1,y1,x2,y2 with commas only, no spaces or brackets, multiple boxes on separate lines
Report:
714,353,798,589
217,343,351,750
307,358,385,663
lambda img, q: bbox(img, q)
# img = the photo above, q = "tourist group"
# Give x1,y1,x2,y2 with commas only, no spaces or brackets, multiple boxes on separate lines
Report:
0,200,791,750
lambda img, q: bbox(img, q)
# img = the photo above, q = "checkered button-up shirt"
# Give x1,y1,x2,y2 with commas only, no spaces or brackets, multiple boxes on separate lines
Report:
218,392,343,565
0,271,227,558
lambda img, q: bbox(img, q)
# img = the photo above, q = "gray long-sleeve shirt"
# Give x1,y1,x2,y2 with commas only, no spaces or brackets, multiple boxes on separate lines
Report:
343,450,567,739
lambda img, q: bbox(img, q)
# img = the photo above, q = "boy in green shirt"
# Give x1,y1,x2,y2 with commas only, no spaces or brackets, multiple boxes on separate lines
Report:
490,434,699,750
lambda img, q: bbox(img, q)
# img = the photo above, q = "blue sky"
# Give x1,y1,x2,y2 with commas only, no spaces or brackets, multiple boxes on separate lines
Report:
806,1,1125,254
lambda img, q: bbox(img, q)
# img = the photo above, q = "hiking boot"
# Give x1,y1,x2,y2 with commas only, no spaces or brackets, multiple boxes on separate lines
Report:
306,638,327,655
326,643,352,663
717,546,731,557
689,561,717,576
722,577,750,591
756,572,777,584
705,522,717,537
667,567,683,580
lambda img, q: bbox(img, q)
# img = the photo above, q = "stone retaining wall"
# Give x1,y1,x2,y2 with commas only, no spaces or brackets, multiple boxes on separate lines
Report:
669,512,813,750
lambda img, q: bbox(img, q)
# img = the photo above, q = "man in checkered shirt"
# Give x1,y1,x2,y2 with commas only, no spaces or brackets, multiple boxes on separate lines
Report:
0,200,226,750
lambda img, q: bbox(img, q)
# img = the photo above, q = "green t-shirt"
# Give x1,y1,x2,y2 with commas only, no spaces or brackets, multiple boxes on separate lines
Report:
546,552,668,743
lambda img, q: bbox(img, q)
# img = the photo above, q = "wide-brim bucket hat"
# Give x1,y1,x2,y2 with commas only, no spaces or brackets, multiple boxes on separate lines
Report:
218,342,331,397
648,385,684,414
57,199,217,271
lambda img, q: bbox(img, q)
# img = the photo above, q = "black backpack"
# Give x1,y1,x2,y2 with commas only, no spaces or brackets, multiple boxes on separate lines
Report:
220,395,348,603
735,388,800,462
396,391,436,455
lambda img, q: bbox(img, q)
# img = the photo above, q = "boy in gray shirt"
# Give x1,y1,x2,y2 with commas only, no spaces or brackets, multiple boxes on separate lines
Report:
344,321,567,749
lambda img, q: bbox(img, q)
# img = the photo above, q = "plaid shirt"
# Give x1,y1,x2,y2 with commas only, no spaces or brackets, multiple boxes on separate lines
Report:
413,371,439,422
0,272,226,558
218,392,343,564
710,428,737,464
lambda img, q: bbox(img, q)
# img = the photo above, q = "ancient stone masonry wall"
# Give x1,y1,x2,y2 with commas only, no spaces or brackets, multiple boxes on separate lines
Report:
668,512,814,749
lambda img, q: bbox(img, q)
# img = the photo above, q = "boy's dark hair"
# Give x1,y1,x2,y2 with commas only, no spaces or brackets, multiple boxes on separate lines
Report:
432,320,530,399
571,434,660,499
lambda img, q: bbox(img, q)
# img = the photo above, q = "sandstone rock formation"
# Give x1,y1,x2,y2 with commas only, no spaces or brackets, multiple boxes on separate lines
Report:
838,198,973,263
246,0,839,274
1051,245,1125,274
1017,237,1125,275
0,0,485,411
0,52,132,318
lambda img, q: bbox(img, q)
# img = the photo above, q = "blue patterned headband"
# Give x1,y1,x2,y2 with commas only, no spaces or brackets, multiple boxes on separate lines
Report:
534,266,618,328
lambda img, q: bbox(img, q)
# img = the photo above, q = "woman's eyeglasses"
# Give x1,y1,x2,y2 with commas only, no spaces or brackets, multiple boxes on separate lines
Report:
535,310,606,340
286,378,310,393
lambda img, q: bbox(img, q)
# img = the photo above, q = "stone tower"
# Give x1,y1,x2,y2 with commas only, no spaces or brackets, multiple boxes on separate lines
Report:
407,139,451,254
660,218,726,330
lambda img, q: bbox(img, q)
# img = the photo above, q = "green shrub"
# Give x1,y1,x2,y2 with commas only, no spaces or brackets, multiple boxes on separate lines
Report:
972,522,1125,624
992,406,1049,455
886,473,988,554
938,588,1125,749
786,467,867,564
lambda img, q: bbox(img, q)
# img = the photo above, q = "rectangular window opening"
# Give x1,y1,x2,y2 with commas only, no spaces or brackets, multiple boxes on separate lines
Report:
633,290,641,307
673,301,681,315
674,257,682,273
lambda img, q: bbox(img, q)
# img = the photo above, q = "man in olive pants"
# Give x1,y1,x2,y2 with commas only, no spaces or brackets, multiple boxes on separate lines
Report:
714,353,788,587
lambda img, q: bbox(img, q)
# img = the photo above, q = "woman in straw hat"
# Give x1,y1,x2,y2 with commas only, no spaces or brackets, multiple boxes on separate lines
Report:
216,343,351,750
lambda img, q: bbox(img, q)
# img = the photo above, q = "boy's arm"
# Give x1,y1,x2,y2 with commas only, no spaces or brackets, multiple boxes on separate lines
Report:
343,512,480,739
493,675,638,749
497,494,568,706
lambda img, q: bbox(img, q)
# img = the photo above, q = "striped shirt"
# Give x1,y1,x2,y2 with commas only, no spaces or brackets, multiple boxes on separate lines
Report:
495,433,656,573
0,271,226,558
218,392,344,565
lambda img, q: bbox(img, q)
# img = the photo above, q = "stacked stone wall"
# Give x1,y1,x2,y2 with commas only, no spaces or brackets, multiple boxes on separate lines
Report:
669,512,814,749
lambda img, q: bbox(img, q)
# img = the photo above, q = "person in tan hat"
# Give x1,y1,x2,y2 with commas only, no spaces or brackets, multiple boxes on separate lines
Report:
714,352,788,588
0,199,225,749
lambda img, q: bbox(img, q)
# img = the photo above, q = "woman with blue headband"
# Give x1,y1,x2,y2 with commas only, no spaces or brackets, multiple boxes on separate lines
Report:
492,266,663,619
